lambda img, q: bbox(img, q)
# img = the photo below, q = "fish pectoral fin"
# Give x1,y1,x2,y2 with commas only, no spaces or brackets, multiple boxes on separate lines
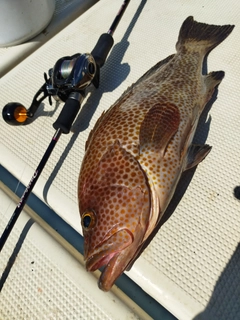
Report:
185,144,212,170
139,102,180,156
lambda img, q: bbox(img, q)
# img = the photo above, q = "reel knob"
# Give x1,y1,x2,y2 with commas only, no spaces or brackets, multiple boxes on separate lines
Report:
2,103,29,125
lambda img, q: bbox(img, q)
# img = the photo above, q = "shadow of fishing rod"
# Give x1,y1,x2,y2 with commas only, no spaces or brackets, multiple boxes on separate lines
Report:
43,0,147,202
0,219,34,291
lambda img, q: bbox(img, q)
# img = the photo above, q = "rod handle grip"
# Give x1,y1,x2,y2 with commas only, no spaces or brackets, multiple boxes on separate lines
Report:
53,94,82,134
91,33,114,68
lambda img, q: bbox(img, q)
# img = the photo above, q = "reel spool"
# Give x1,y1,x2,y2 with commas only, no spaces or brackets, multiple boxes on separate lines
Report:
2,53,97,126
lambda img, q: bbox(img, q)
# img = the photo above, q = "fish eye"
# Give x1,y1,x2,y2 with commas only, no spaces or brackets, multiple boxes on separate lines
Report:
82,210,96,230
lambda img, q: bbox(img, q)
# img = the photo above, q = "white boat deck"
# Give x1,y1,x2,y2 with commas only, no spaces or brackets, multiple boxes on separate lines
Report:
0,1,240,319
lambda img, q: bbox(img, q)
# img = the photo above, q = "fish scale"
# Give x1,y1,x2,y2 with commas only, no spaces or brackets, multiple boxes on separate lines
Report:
78,16,234,291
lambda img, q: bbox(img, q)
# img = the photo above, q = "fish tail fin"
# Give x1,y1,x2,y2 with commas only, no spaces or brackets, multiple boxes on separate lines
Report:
176,16,234,54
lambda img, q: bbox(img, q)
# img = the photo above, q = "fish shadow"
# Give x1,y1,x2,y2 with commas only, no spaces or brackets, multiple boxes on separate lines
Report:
43,0,148,202
72,0,147,133
162,87,218,223
233,185,240,200
141,88,218,252
193,243,240,320
161,90,217,226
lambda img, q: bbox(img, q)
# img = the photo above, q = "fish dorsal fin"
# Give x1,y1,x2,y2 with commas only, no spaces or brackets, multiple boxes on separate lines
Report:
185,144,212,170
85,111,106,151
139,103,180,156
112,54,175,103
135,54,175,84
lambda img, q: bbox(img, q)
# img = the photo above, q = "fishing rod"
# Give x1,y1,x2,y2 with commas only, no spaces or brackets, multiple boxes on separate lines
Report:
0,0,131,252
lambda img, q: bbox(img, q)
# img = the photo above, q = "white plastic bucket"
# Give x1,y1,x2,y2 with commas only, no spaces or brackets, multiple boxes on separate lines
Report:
0,0,55,47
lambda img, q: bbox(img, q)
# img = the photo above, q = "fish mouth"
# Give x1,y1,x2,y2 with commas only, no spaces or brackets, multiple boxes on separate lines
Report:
86,250,124,292
86,250,118,272
85,229,133,291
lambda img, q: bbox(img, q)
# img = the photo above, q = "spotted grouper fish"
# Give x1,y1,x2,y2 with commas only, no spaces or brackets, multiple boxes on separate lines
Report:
78,16,234,291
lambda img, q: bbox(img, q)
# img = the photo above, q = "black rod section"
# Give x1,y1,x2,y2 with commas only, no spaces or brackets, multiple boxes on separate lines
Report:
91,0,131,68
0,129,62,251
108,0,131,36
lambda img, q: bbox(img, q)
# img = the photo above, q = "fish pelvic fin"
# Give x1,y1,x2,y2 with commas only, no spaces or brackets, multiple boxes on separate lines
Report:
176,16,234,54
185,144,212,170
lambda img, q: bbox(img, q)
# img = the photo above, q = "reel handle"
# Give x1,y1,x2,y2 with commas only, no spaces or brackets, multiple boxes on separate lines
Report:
2,79,50,126
2,103,29,125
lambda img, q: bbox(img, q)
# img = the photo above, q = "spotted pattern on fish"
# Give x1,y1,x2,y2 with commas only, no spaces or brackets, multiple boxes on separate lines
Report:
78,16,234,291
80,140,151,261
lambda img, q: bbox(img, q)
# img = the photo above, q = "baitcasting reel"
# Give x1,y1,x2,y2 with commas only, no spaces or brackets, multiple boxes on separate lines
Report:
2,52,98,126
0,0,129,253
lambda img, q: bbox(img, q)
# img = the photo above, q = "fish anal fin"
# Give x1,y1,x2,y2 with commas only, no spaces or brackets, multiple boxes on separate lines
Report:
185,144,212,170
139,103,180,156
204,71,225,90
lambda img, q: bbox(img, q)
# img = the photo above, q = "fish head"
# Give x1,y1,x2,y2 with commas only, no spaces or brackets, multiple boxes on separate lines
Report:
78,140,151,291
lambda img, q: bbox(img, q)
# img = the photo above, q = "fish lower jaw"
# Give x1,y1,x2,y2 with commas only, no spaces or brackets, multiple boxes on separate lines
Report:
86,252,117,272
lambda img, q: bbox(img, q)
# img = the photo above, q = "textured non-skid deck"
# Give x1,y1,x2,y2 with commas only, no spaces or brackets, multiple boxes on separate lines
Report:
0,183,149,320
0,1,240,319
